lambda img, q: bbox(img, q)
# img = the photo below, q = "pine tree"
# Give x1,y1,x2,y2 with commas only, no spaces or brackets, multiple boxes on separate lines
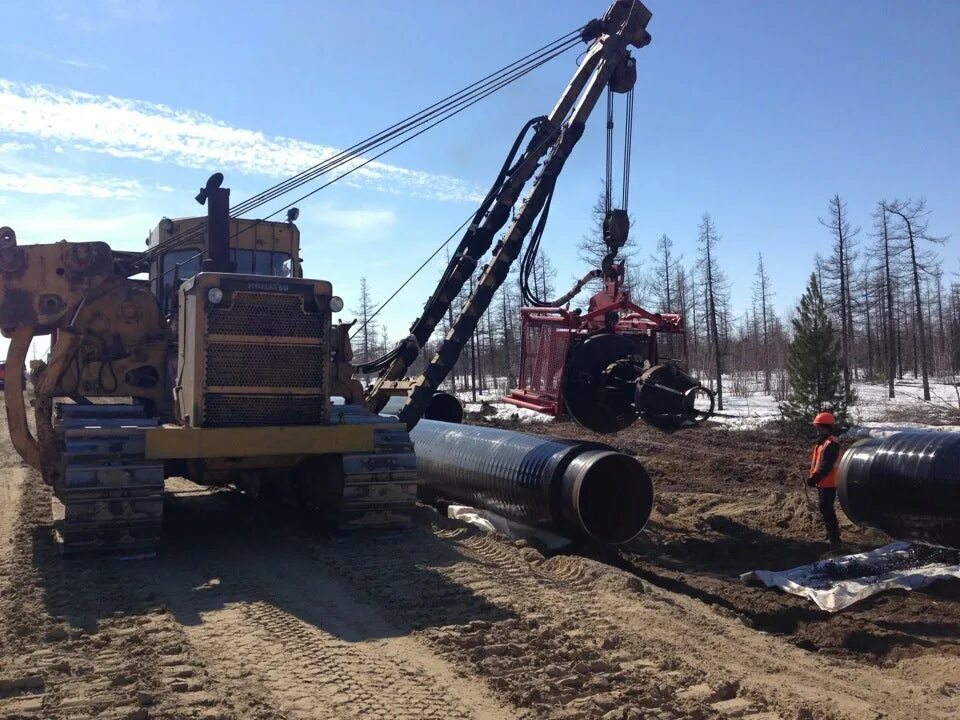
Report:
781,273,855,426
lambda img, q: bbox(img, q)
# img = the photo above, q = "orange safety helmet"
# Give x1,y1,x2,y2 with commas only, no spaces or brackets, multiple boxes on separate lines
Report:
812,411,836,427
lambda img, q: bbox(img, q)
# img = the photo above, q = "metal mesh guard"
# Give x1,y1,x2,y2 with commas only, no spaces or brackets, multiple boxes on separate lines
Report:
204,394,326,427
207,292,325,338
206,342,326,388
522,323,569,399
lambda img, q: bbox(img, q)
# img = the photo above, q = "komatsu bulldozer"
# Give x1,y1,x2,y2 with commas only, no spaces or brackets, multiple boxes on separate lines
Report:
0,176,428,553
0,0,694,555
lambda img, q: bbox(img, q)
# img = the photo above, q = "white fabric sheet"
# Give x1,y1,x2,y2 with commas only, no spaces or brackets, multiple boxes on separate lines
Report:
742,542,960,612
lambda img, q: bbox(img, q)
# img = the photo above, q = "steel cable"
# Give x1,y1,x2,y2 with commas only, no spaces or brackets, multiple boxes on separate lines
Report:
125,30,585,272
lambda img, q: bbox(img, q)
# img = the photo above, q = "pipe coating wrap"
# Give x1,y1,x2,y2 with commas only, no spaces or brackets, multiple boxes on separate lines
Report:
838,431,960,550
410,419,653,544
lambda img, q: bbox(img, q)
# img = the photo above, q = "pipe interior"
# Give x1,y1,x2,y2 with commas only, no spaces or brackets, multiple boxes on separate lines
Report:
425,392,464,424
573,452,653,544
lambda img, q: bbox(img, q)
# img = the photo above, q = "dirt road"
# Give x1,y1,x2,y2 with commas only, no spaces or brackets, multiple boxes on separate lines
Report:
1,414,959,719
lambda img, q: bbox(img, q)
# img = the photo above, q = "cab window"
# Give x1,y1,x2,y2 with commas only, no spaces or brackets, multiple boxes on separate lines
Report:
229,250,293,277
160,249,202,312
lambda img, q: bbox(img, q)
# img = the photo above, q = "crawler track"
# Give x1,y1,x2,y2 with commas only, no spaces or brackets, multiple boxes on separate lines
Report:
55,403,164,555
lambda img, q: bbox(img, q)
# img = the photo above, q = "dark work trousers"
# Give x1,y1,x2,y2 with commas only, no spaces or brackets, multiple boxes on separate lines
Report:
818,487,841,544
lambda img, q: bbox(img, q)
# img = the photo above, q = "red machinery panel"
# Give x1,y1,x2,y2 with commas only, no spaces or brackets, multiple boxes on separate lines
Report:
504,266,690,421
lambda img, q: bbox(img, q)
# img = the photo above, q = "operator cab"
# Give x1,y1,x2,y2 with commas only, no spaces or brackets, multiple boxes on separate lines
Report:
146,216,303,314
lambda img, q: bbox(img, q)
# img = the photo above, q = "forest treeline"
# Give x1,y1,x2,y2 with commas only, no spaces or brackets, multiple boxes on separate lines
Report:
350,194,954,406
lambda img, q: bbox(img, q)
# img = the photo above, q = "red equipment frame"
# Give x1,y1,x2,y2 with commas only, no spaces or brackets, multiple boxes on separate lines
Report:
503,264,689,417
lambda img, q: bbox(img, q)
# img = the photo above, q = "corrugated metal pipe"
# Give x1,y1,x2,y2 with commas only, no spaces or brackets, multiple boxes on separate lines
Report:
409,420,653,545
838,431,960,550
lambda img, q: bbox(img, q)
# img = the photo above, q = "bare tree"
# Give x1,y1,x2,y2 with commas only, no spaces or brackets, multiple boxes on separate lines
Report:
499,276,517,389
650,234,681,312
871,202,899,398
687,268,700,375
814,254,826,296
884,199,948,400
860,265,875,380
532,252,557,304
753,252,774,393
351,277,379,365
933,267,948,376
697,213,728,411
819,194,860,398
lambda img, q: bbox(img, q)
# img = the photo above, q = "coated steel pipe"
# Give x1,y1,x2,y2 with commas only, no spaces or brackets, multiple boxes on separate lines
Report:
410,420,653,544
838,432,960,550
381,392,463,424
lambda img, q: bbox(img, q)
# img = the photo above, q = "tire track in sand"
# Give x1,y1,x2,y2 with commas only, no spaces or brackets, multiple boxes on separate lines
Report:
153,487,517,720
313,523,769,720
0,462,233,720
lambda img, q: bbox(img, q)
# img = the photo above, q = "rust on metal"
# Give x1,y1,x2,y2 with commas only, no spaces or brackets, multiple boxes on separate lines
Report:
3,326,41,470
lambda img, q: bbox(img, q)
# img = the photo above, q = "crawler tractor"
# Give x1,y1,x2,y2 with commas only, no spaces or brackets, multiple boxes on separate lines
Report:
1,0,662,553
0,182,422,553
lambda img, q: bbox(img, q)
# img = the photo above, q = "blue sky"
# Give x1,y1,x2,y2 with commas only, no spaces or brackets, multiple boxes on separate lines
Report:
1,0,957,357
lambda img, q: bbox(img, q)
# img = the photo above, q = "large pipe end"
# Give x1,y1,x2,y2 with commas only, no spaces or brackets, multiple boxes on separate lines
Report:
380,392,463,424
424,392,463,424
837,437,884,528
838,431,960,550
561,450,653,545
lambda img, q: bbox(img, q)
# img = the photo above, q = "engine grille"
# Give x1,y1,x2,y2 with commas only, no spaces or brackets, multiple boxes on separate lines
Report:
199,288,330,427
207,292,326,338
206,342,327,388
204,394,326,427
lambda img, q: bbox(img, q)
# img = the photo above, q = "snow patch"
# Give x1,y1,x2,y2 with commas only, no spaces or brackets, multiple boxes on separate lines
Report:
447,375,960,433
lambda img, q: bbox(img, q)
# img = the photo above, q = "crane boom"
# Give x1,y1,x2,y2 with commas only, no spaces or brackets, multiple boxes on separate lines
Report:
367,0,652,426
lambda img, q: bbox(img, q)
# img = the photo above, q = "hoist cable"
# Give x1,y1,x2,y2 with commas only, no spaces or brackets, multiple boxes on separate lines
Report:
232,28,584,217
604,88,614,215
349,214,475,372
126,29,585,272
249,45,573,234
622,87,634,212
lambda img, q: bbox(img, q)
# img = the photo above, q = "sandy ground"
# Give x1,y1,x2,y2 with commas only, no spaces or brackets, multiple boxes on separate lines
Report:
1,407,959,719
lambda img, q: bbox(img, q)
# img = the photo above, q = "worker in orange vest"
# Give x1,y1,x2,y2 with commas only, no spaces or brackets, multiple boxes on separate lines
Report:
806,411,842,546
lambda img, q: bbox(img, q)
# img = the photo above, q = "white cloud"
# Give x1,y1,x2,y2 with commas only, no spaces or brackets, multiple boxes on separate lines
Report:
62,59,108,70
7,43,107,71
43,0,163,31
0,171,142,199
314,207,397,235
0,141,37,153
0,193,159,247
0,79,483,204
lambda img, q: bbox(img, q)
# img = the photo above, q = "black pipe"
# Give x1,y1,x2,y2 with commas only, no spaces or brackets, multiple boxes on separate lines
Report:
838,431,960,550
409,420,653,544
381,392,463,424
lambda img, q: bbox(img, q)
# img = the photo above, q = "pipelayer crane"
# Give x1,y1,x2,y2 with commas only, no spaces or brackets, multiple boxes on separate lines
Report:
0,1,693,554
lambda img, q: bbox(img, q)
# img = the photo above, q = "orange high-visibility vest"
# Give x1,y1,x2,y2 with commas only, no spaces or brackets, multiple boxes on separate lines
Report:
809,436,841,489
